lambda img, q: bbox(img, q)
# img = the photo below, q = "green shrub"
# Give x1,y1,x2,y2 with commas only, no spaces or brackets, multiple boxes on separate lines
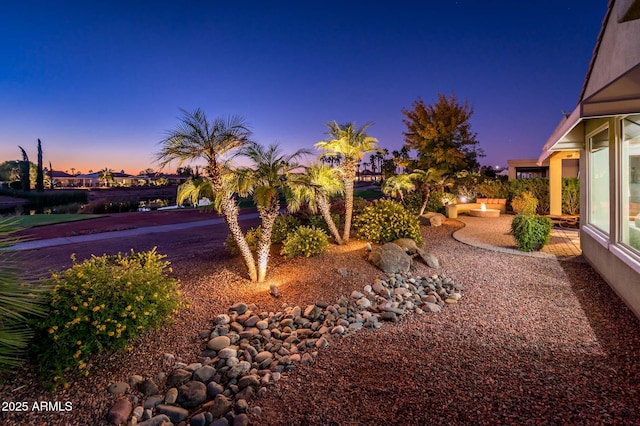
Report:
353,199,422,244
280,226,330,259
508,178,549,214
224,227,261,254
81,198,139,214
403,191,423,215
511,191,538,215
478,179,509,199
562,178,580,215
511,215,553,252
271,214,300,244
306,214,341,234
425,190,455,214
32,248,184,386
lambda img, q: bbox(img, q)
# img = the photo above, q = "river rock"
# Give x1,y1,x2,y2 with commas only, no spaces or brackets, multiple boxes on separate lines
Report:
177,380,207,408
155,404,189,423
368,243,412,274
106,398,132,425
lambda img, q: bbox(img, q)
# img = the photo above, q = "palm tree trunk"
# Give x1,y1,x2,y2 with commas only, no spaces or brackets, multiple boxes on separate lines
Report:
342,179,354,243
419,187,430,216
318,195,343,245
220,197,258,282
256,204,279,282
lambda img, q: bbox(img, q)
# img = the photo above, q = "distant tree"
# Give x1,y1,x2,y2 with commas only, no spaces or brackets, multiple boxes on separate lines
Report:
18,147,30,192
138,168,156,176
316,121,379,243
36,139,45,192
402,93,484,175
49,161,54,189
176,166,193,176
0,161,21,182
99,168,114,187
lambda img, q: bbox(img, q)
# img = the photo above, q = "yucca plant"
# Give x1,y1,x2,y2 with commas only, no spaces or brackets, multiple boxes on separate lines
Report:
0,219,47,371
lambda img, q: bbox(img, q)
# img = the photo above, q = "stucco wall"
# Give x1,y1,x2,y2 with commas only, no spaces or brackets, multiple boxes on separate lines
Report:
583,2,640,100
581,232,640,319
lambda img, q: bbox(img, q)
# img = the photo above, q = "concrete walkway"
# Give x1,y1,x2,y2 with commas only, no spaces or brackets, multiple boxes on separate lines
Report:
453,215,583,261
7,212,261,251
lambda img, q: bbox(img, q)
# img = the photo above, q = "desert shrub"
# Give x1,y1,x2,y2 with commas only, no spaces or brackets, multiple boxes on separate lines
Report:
32,248,184,386
280,226,329,259
52,202,83,214
224,227,261,255
403,191,423,215
330,196,369,217
81,198,139,214
511,215,553,252
511,191,538,215
508,178,549,214
478,179,509,199
306,213,341,234
562,178,580,215
271,214,300,244
329,197,346,215
425,190,455,214
354,199,422,244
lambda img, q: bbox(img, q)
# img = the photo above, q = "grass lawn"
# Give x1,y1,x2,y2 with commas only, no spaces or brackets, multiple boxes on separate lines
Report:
4,214,106,229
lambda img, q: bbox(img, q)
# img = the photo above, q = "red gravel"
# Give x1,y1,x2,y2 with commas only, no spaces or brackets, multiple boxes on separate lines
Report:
1,218,639,425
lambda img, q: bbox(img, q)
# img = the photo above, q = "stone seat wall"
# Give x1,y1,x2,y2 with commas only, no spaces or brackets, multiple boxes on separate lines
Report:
445,198,507,219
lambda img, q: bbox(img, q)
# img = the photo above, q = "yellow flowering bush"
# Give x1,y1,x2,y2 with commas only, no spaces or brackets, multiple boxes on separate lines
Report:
353,199,423,244
280,226,329,259
33,248,185,387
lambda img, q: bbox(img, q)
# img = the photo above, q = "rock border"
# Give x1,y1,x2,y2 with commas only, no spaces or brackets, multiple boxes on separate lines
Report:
107,272,464,425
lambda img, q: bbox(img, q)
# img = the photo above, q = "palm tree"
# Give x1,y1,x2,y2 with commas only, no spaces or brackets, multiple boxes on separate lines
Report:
157,108,258,281
289,163,344,245
0,219,47,370
99,168,114,187
234,143,311,282
409,168,445,215
315,121,379,243
382,174,415,204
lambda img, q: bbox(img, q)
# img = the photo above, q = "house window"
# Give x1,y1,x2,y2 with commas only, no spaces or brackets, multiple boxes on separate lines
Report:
589,127,610,233
621,115,640,252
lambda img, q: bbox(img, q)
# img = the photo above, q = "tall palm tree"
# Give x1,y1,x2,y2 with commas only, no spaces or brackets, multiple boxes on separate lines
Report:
315,121,379,243
234,143,311,282
382,174,415,204
156,108,258,282
289,163,345,245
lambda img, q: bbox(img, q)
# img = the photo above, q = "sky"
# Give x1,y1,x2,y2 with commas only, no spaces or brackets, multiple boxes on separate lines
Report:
0,1,607,174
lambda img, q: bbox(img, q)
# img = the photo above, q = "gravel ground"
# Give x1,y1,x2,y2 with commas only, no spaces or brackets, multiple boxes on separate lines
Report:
1,219,639,425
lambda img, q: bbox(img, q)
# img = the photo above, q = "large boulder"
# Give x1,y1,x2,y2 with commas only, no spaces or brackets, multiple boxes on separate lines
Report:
368,243,412,273
392,238,440,269
420,212,446,227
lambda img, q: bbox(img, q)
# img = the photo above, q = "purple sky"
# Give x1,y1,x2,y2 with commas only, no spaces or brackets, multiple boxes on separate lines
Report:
0,1,606,174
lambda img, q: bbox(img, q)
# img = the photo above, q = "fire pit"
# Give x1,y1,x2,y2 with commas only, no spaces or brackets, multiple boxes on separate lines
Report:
469,203,500,218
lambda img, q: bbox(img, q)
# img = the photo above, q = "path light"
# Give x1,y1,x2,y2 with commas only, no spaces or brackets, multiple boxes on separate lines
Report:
481,203,486,211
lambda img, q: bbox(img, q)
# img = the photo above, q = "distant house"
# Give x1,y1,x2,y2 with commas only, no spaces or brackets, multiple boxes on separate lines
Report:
507,158,579,180
539,0,640,318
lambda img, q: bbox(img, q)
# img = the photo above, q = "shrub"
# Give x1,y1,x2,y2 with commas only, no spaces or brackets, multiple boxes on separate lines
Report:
425,190,455,214
280,226,329,259
271,214,300,244
32,248,184,386
403,191,423,215
330,196,369,217
478,179,509,199
508,178,549,214
307,214,341,235
81,198,139,214
224,227,261,255
511,191,538,215
562,178,580,215
511,215,553,252
353,199,422,244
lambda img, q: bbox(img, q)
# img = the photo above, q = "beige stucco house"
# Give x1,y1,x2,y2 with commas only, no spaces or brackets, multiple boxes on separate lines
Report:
539,0,640,318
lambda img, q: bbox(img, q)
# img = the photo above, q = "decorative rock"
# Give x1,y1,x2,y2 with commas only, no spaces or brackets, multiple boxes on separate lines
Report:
301,352,314,365
254,351,273,363
233,413,250,426
316,336,329,349
238,375,260,389
163,353,175,363
338,268,349,277
190,412,208,426
350,290,364,299
155,404,189,423
143,395,163,409
164,388,178,404
193,365,216,383
137,414,171,426
356,297,371,309
235,398,248,413
210,394,232,419
230,302,248,315
106,398,132,425
215,314,231,325
244,315,260,327
368,243,412,274
132,406,144,421
269,284,279,297
138,379,159,397
423,302,442,313
128,375,144,388
207,381,224,398
165,369,192,388
418,250,440,268
218,347,237,359
211,418,230,426
177,381,207,408
382,311,398,322
107,381,130,395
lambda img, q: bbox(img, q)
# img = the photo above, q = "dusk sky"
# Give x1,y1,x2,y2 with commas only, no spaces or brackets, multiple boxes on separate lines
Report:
0,1,606,174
